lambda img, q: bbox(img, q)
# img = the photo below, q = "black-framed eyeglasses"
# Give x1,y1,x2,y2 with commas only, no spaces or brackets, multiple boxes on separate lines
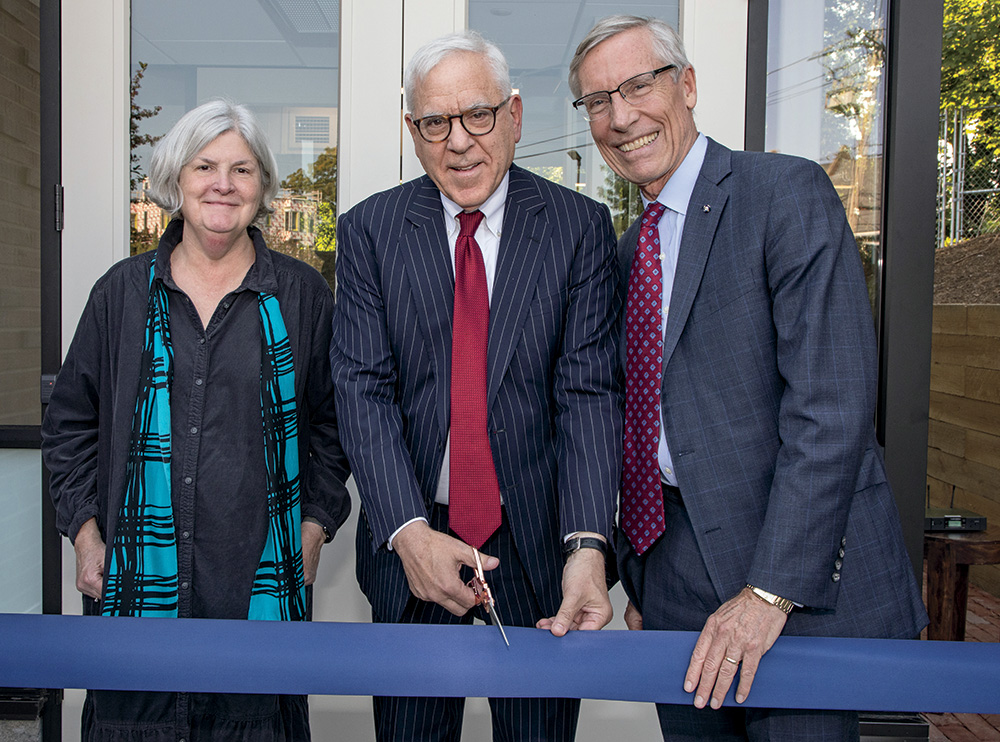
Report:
411,97,512,143
572,65,677,122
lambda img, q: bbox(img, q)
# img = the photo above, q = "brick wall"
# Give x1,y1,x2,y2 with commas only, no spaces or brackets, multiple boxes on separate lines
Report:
927,304,1000,595
0,0,40,426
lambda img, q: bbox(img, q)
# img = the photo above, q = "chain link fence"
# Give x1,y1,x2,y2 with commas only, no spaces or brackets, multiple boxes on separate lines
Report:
938,105,1000,249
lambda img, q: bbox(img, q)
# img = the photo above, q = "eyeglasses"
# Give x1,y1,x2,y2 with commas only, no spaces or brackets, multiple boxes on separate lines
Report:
411,97,512,143
572,65,678,122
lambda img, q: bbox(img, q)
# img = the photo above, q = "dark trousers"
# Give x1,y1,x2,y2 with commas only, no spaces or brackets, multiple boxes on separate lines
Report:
373,506,579,742
619,485,860,742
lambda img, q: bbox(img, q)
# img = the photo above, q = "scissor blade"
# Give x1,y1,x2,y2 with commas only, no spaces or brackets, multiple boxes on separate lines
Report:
488,602,510,647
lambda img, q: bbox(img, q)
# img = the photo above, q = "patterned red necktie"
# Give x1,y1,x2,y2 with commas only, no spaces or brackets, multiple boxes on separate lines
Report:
622,201,668,555
449,210,502,548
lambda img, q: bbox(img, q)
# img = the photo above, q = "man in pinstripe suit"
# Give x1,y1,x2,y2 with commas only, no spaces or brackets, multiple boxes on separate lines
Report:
331,31,621,741
571,15,927,742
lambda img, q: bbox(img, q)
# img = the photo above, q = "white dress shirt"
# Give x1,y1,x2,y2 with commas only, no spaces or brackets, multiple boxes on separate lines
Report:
387,173,509,547
641,133,707,488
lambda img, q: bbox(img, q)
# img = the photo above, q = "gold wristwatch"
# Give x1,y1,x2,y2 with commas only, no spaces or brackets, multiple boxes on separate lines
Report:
746,584,795,615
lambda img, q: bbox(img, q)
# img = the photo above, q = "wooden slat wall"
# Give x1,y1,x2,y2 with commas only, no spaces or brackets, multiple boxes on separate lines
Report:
928,304,1000,595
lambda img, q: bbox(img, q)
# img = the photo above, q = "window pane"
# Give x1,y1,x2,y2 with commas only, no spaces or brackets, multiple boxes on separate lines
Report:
0,450,42,614
0,0,40,425
765,0,887,319
470,2,681,236
130,0,339,288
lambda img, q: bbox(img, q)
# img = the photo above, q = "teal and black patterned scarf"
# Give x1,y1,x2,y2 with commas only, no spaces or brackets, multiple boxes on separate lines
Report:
102,256,306,621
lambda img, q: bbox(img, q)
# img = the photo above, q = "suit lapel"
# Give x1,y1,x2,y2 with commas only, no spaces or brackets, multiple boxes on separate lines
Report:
398,176,454,438
486,166,550,407
661,139,730,369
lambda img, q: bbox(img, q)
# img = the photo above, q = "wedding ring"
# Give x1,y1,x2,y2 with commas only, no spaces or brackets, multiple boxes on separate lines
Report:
724,656,739,665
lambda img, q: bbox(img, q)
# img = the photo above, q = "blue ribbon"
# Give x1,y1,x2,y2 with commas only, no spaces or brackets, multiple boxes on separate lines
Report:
1,614,997,714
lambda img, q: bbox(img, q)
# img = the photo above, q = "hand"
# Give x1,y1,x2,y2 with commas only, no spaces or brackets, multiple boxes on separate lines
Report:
536,540,612,636
74,517,105,601
301,520,327,586
684,587,788,709
392,520,497,616
624,600,643,631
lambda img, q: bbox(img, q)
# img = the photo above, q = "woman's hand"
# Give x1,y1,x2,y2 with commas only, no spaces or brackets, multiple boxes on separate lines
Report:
74,517,106,601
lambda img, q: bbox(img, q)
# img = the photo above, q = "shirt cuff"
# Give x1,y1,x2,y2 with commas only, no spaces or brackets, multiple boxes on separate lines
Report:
387,516,429,551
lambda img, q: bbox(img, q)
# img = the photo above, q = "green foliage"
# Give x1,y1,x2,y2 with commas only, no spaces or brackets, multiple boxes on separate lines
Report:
597,167,643,237
942,0,1000,234
282,146,338,204
282,146,337,251
130,62,162,191
941,0,1000,112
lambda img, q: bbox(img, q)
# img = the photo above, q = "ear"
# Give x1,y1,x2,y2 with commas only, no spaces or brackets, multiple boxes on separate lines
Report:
508,94,523,144
404,113,421,145
682,66,698,111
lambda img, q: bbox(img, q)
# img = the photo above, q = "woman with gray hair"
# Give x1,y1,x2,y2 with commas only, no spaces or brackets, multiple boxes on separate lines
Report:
42,99,351,741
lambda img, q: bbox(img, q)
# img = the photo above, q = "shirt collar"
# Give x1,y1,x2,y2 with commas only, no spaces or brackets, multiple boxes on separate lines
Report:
440,170,510,240
154,219,278,295
642,132,708,215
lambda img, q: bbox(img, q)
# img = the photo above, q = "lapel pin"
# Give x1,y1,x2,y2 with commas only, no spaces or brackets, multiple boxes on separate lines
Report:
702,204,711,213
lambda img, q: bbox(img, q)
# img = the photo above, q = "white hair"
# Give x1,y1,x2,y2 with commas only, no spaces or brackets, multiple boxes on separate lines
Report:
404,31,512,113
147,99,279,222
569,15,691,99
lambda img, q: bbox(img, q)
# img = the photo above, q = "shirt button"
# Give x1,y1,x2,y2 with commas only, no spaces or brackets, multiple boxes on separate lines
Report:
195,378,203,386
184,476,193,485
190,427,198,435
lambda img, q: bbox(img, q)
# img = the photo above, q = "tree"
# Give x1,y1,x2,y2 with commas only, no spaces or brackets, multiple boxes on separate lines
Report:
941,0,1000,235
281,146,337,251
130,62,162,191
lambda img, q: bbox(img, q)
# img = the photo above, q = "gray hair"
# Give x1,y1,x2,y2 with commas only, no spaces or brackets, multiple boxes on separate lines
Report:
147,99,279,222
404,31,512,113
569,15,691,99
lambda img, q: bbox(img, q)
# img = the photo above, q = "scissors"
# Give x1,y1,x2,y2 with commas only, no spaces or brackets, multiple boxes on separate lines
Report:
469,547,510,647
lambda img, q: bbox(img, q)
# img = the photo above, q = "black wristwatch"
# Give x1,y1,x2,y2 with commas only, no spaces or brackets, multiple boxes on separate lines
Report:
562,536,608,561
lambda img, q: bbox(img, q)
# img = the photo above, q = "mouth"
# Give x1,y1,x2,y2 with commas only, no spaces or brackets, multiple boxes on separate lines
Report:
618,132,658,153
450,163,481,173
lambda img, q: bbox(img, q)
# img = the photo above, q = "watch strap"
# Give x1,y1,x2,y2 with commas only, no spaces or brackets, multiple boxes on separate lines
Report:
562,536,608,560
746,584,794,614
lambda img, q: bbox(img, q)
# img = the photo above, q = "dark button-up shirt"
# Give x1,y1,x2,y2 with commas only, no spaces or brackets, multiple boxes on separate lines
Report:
41,220,351,740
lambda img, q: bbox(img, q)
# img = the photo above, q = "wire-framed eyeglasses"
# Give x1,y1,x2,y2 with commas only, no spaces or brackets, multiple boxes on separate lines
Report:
572,65,677,122
411,97,512,143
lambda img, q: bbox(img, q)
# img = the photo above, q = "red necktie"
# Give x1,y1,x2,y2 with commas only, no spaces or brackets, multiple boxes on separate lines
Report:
622,202,668,555
449,210,502,548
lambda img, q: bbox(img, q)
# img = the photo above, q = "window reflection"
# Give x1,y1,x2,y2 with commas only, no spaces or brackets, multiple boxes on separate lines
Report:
766,0,888,317
470,1,680,236
129,0,339,289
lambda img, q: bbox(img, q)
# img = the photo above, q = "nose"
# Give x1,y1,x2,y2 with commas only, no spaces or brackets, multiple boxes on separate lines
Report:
213,169,234,193
608,93,638,131
446,121,475,153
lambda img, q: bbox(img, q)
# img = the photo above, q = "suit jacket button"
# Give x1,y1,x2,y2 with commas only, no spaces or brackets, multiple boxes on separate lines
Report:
831,572,841,582
841,536,847,547
839,548,845,558
835,559,843,570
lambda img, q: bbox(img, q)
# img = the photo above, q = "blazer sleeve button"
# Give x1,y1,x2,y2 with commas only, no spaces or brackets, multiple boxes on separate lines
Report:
831,573,841,582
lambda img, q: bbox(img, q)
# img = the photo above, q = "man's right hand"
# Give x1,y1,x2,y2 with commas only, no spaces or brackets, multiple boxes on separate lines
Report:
391,520,497,616
74,517,105,601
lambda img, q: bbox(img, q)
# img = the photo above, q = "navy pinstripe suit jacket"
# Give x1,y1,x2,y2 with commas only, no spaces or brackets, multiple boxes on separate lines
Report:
618,137,927,639
332,164,622,623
